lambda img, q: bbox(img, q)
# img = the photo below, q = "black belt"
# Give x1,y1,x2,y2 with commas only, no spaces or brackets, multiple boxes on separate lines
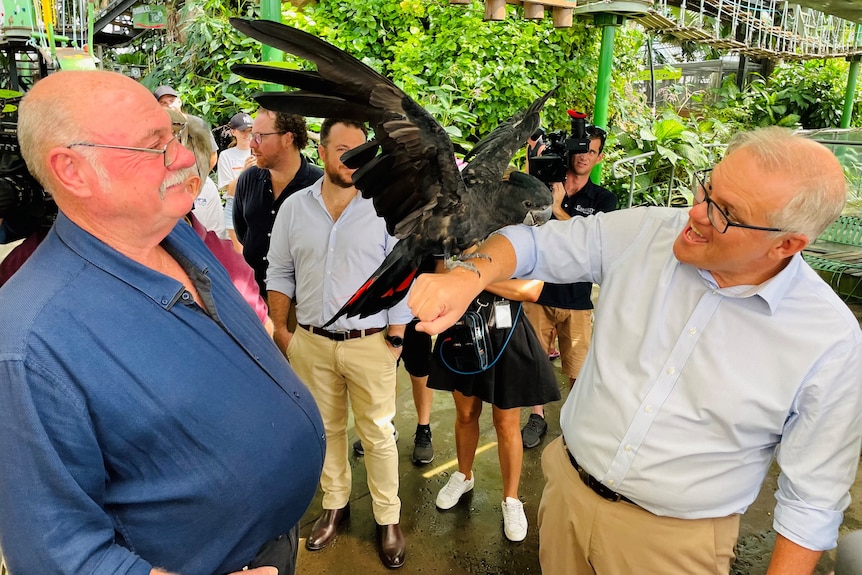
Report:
299,323,385,341
563,439,638,506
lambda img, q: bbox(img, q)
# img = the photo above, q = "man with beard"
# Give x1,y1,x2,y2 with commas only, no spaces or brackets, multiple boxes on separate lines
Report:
233,107,322,296
520,125,617,449
267,118,411,569
0,71,325,575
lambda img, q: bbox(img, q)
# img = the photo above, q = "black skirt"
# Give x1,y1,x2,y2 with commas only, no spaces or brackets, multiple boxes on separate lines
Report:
428,292,561,410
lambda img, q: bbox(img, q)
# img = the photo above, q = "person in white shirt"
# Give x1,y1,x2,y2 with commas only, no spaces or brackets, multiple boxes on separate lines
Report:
407,127,862,575
217,112,254,251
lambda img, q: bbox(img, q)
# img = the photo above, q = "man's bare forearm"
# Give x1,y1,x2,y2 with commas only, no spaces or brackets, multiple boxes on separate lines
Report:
765,534,822,575
267,290,293,330
409,234,518,335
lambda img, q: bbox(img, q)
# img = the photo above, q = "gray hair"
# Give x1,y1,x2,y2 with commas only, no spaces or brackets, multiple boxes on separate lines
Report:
726,127,845,240
18,90,81,195
179,115,211,180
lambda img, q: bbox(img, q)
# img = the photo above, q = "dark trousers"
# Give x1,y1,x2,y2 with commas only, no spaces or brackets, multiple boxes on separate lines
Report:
244,523,299,575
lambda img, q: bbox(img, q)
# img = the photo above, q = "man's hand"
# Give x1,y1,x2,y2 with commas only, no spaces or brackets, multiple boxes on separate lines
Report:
551,182,571,221
272,326,293,357
408,268,482,335
229,568,277,575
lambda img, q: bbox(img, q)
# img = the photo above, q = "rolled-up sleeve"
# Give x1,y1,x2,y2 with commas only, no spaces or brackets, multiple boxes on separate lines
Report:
774,338,862,550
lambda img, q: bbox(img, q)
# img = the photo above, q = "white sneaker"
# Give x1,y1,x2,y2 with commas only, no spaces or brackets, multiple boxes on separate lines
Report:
436,471,475,510
502,497,528,542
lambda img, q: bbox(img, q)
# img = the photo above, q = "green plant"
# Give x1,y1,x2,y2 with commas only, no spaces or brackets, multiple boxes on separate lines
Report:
141,0,263,127
281,0,643,148
605,111,730,207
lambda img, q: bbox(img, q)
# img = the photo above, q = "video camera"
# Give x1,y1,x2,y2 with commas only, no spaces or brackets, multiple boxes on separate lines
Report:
528,110,597,185
0,95,56,243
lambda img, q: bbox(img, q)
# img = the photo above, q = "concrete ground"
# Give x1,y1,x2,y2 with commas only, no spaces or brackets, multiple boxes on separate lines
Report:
296,304,862,575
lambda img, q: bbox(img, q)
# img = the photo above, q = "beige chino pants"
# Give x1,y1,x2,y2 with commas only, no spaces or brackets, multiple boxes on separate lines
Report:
538,437,740,575
288,327,401,525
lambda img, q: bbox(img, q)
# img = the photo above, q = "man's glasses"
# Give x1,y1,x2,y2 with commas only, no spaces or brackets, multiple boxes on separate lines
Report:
693,168,787,234
68,123,188,169
251,131,285,145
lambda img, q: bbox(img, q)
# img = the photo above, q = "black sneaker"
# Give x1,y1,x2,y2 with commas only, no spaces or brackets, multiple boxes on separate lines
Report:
353,424,399,456
521,414,547,449
412,425,434,465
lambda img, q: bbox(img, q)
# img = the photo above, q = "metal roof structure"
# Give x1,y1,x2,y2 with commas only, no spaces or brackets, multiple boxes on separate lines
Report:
462,0,862,60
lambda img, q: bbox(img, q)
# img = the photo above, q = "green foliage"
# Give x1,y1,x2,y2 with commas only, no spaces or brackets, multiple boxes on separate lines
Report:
140,0,263,128
283,0,628,148
126,0,645,152
709,59,854,130
604,111,731,207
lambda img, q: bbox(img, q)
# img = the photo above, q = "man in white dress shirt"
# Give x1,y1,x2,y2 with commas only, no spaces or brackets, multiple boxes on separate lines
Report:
408,127,862,575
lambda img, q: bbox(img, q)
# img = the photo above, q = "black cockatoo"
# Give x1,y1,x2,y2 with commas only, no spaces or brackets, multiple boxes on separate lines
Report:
229,18,553,327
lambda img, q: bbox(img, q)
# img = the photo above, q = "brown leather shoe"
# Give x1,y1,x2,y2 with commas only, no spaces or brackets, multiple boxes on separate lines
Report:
305,504,350,551
375,523,406,569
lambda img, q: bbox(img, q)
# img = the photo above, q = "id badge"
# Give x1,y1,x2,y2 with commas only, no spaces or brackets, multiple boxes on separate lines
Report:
494,300,512,329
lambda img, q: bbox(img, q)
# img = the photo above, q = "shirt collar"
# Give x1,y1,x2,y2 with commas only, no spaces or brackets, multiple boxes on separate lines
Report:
696,253,802,315
53,211,212,310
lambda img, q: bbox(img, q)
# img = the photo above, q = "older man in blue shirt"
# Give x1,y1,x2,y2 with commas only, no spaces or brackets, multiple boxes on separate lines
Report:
0,70,325,575
408,127,862,575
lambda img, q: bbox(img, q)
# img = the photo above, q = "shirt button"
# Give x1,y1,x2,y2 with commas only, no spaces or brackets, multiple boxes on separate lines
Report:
271,210,276,215
263,256,267,261
161,298,168,304
645,405,653,414
689,327,697,335
624,444,632,452
293,391,300,398
607,479,615,486
267,232,271,237
667,367,675,375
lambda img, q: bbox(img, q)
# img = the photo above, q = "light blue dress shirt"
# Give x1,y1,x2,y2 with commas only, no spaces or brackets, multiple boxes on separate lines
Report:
266,178,414,330
500,206,862,551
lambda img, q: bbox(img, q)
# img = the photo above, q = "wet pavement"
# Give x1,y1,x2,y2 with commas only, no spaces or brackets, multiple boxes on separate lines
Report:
296,303,862,575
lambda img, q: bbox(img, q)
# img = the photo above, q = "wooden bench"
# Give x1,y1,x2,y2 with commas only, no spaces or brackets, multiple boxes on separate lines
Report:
803,214,862,301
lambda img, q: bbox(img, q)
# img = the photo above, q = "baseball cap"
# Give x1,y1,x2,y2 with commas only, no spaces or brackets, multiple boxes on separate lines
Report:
153,85,179,100
229,112,253,130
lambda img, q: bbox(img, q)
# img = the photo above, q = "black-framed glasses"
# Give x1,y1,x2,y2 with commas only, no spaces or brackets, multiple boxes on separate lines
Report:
251,131,284,145
68,123,188,169
693,168,787,234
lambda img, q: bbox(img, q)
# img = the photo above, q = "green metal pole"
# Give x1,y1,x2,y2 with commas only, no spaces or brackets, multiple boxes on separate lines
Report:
591,14,623,183
842,59,860,129
260,0,283,91
840,25,862,128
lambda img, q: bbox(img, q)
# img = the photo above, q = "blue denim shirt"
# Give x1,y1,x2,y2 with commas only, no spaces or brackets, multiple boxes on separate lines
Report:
0,212,325,575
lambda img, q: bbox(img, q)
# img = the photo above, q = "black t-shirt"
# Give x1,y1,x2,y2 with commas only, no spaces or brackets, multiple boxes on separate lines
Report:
233,157,323,295
536,180,617,310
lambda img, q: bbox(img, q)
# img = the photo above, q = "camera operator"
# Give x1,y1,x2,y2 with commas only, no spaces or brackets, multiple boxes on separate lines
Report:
519,122,617,449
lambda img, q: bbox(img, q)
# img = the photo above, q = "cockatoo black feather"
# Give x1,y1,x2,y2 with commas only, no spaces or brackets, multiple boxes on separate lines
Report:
230,18,553,326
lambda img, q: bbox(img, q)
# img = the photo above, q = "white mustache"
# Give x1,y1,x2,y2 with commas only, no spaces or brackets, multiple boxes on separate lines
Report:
159,169,194,199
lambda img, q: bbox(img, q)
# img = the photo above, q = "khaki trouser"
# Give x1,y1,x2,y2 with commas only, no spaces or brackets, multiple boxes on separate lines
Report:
538,437,740,575
288,327,401,525
523,303,592,381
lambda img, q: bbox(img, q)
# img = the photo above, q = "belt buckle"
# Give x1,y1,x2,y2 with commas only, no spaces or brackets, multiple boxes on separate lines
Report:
331,330,349,341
